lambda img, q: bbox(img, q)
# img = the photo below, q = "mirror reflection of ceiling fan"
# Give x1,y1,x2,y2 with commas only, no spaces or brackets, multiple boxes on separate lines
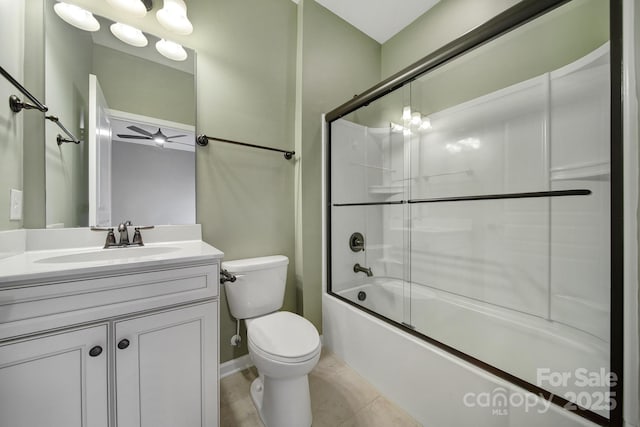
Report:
116,125,191,147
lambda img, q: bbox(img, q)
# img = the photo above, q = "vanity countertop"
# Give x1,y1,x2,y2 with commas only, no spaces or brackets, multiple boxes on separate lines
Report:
0,240,223,287
0,226,223,287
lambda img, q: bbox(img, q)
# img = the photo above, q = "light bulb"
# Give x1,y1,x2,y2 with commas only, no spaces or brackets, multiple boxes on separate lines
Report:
402,106,411,121
105,0,147,17
446,143,462,154
110,23,148,47
459,137,480,149
419,117,432,130
156,0,193,35
390,122,404,132
53,2,100,32
411,112,422,126
155,39,188,61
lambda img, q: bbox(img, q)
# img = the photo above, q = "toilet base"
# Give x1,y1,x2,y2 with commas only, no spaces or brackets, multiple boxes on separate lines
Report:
250,373,312,427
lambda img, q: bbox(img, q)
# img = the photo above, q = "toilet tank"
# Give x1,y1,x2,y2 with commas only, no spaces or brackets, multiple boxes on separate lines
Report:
221,255,289,319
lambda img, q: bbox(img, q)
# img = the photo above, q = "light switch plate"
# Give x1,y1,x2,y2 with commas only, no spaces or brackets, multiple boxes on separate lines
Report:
10,189,22,221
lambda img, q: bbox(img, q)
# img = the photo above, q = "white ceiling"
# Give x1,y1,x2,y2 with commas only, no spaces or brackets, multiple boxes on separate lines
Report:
313,0,440,44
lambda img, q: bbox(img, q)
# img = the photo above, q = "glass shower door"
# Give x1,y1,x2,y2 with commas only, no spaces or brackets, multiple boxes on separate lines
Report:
406,0,611,418
329,88,411,326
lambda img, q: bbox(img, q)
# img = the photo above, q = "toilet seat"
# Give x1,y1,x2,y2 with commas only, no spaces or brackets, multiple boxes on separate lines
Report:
247,312,321,364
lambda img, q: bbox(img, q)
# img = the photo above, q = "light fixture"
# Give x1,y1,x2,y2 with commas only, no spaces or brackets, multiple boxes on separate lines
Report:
53,2,100,32
156,0,193,35
458,137,480,149
390,122,404,133
155,39,188,61
403,128,412,137
110,23,148,47
446,143,462,154
411,112,422,126
105,0,147,17
419,117,432,130
402,106,412,122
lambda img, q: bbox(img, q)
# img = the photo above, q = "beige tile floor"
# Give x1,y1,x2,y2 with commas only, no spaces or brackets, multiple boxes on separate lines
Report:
220,350,422,427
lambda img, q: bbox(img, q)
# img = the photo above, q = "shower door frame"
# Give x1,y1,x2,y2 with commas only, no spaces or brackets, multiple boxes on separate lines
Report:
324,0,624,425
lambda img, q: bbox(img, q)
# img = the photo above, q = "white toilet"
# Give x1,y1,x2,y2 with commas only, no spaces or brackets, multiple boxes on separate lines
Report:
222,255,321,427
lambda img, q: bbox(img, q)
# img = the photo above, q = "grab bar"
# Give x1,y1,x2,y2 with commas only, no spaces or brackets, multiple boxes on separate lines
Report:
2,65,82,145
45,115,82,145
196,134,295,160
1,65,48,112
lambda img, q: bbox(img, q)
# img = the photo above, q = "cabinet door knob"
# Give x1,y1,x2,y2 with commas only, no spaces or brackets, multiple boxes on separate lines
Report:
89,345,103,357
117,339,130,350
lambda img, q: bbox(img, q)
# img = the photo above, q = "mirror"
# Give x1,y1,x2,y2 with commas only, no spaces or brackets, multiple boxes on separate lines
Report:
43,0,195,228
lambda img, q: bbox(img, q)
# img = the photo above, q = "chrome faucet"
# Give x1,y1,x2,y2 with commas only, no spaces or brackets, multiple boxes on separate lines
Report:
91,221,154,248
118,220,133,245
353,263,373,277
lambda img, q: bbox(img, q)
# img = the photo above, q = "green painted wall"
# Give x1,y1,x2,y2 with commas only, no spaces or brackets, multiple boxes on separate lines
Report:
381,0,520,79
22,0,46,229
409,0,608,116
190,0,298,363
0,1,25,230
298,0,381,331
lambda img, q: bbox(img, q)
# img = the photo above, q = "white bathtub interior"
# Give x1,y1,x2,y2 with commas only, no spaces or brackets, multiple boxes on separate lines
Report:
328,0,612,420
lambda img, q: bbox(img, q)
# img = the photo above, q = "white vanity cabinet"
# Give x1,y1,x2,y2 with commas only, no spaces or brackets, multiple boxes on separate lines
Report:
0,247,221,427
115,302,218,427
0,324,109,427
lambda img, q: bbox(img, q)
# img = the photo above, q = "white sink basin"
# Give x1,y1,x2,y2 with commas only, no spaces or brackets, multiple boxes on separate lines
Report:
35,246,180,264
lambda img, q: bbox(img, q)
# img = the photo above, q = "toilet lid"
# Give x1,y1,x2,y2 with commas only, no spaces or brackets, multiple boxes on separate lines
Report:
248,312,320,361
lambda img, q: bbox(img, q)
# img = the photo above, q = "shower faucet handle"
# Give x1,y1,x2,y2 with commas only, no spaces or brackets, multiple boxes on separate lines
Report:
349,232,365,252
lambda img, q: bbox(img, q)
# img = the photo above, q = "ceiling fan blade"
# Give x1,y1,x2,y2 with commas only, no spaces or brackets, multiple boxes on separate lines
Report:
166,140,192,145
127,125,154,137
117,134,152,139
165,134,187,139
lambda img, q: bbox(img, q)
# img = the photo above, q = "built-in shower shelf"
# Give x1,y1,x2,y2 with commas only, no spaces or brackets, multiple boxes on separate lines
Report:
377,257,403,265
350,162,395,172
391,226,471,234
420,169,473,180
369,184,404,195
550,161,610,181
367,243,392,250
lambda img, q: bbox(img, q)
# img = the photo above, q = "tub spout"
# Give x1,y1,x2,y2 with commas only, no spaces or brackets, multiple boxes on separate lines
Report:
353,263,373,277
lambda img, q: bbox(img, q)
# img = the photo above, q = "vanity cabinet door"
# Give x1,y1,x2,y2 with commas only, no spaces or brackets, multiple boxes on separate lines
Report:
115,301,218,427
0,325,109,427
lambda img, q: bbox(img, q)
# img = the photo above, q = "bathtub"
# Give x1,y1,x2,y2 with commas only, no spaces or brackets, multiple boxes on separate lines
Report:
323,278,608,426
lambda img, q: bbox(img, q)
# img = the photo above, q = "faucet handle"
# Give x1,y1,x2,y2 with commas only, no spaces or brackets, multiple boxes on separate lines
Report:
131,225,154,246
135,225,154,230
91,227,116,248
90,226,113,231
